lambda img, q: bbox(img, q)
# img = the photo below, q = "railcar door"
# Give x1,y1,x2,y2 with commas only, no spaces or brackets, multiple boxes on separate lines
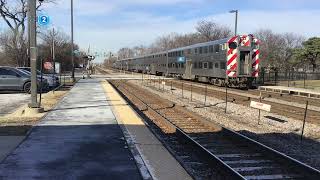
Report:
151,64,156,75
183,60,193,80
239,51,250,75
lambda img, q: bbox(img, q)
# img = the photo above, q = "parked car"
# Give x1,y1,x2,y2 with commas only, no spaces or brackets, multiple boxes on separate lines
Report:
0,66,48,93
17,67,60,88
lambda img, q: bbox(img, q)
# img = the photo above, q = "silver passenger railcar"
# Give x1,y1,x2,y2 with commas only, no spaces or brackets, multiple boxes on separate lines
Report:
114,34,260,88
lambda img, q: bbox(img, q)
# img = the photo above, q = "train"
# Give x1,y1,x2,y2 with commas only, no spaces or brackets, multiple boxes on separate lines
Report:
113,34,260,88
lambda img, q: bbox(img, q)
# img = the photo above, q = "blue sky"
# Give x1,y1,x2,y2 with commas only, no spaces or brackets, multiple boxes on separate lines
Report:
2,0,320,62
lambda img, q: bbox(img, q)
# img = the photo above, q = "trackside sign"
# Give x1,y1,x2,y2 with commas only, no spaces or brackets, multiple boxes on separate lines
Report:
250,101,271,112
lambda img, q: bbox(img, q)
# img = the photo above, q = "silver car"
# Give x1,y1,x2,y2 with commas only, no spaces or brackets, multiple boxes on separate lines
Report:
17,67,60,88
0,66,47,93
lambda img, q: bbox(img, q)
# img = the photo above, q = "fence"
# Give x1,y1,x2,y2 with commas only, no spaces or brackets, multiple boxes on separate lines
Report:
256,70,320,89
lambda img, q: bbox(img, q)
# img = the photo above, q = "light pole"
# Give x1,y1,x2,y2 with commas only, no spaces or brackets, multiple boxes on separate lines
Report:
28,0,38,108
71,0,75,81
229,10,238,36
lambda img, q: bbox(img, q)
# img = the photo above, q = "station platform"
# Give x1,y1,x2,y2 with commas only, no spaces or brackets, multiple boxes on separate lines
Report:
0,78,191,180
259,86,320,99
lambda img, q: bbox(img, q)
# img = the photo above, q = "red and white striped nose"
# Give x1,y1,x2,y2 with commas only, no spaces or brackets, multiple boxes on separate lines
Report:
226,36,239,77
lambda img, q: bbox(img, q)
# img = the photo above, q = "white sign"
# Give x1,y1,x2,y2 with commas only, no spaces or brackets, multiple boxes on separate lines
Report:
250,101,271,112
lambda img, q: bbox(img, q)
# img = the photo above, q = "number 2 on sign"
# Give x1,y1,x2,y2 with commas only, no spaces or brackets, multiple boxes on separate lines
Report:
42,16,47,23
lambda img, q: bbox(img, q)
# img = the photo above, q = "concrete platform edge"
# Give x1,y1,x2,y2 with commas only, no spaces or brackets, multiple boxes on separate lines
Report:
101,80,153,180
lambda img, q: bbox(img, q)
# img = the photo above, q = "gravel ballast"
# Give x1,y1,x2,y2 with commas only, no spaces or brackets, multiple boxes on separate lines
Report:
131,79,320,170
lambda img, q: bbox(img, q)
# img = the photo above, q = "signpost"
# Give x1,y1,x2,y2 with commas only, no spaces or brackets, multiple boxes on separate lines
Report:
250,101,271,125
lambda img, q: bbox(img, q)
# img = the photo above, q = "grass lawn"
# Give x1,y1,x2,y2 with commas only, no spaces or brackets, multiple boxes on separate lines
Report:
277,80,320,90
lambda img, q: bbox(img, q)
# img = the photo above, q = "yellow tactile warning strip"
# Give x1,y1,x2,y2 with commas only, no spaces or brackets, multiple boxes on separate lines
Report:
101,80,192,180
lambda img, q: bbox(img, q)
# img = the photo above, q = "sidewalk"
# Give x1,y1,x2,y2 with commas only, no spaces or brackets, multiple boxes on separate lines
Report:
0,79,142,180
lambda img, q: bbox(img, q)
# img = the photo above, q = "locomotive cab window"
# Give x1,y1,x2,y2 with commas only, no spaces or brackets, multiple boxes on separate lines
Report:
229,42,237,49
194,48,198,54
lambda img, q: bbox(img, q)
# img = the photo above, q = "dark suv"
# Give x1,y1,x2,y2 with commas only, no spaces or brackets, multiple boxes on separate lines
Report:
0,66,48,93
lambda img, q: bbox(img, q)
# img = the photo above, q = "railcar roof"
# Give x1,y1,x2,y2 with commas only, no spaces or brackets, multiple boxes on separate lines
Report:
118,37,230,61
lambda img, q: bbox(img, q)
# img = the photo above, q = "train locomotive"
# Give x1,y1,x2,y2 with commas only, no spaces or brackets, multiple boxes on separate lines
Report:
114,34,260,88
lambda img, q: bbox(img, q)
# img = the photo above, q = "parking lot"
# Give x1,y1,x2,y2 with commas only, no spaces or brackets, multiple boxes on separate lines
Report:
0,93,30,116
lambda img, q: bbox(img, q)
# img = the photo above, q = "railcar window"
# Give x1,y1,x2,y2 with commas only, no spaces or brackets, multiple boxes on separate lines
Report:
203,62,208,69
199,47,203,54
220,62,226,69
215,63,219,68
199,62,202,68
209,62,213,69
204,46,208,53
209,45,214,53
214,44,220,53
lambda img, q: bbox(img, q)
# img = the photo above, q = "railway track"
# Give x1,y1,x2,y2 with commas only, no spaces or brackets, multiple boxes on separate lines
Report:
109,80,320,180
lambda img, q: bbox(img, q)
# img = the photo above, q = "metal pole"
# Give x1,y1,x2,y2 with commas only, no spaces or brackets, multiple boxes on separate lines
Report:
166,51,169,76
235,10,238,36
204,84,207,106
171,81,173,94
182,82,184,98
28,0,38,108
190,83,193,101
39,58,43,106
301,101,309,141
225,84,228,113
52,28,56,89
258,91,262,125
52,28,56,74
304,72,306,88
71,0,75,82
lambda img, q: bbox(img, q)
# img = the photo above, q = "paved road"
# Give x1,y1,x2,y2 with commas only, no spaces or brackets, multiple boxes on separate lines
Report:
0,79,142,180
0,93,30,116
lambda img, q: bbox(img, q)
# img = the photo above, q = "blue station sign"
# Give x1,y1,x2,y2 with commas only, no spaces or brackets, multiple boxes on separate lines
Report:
177,56,186,63
38,15,50,26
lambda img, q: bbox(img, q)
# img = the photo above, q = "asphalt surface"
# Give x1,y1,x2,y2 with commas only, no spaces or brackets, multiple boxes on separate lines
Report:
0,79,142,180
0,93,30,116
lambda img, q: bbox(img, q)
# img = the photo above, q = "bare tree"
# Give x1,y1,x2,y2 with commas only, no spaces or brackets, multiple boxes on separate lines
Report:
196,20,232,41
255,29,305,70
117,47,134,59
0,0,55,66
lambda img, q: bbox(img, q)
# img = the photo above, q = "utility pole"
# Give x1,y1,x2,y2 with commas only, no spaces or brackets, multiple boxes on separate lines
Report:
229,10,238,36
28,0,38,108
52,28,56,74
71,0,75,82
